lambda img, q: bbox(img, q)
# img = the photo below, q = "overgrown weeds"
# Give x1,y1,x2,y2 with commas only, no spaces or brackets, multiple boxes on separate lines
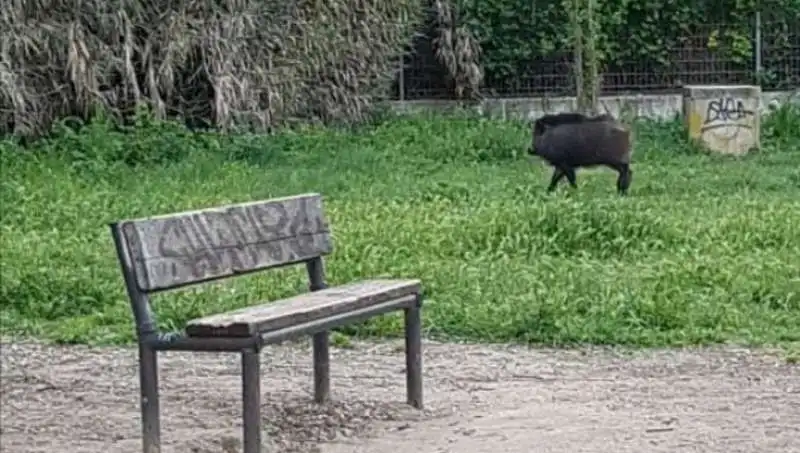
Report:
1,109,799,347
0,0,423,138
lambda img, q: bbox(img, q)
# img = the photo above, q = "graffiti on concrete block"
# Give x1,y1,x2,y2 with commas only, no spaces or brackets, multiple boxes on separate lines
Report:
701,97,754,132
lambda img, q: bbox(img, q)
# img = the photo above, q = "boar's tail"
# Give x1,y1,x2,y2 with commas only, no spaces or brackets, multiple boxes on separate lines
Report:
611,122,635,158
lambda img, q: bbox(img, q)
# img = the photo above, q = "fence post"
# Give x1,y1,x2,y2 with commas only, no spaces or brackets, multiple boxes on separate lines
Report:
399,57,405,102
754,11,763,79
566,0,584,109
585,0,600,113
398,10,407,102
567,0,601,114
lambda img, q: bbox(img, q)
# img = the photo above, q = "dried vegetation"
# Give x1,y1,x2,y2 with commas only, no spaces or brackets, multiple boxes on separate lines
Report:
430,0,483,101
0,0,424,137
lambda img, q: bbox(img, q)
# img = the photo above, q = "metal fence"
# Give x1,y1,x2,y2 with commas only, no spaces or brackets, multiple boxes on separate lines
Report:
395,15,800,100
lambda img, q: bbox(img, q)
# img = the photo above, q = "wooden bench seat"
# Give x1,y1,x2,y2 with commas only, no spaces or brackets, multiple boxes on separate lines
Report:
109,193,424,453
186,279,422,337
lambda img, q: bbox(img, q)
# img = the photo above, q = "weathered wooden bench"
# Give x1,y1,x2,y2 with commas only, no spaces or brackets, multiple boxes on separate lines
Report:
109,193,424,453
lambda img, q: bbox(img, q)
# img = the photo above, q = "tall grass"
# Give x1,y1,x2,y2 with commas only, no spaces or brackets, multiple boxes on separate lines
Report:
1,107,799,346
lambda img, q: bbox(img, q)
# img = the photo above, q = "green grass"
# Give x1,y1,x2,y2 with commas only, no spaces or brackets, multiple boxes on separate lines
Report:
1,107,799,347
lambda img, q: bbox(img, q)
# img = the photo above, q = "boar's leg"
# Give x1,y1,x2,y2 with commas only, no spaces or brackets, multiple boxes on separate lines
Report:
547,167,566,192
614,163,632,195
547,166,577,192
563,167,577,188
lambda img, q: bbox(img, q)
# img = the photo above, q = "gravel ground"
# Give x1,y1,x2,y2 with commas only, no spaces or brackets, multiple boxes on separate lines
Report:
2,339,799,453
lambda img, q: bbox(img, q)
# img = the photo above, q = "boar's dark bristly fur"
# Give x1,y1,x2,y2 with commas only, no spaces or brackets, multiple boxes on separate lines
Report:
531,112,616,137
528,113,633,195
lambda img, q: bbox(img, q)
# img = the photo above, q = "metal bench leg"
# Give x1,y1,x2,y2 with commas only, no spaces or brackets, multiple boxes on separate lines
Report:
313,331,330,403
404,296,424,409
139,343,161,453
242,348,262,453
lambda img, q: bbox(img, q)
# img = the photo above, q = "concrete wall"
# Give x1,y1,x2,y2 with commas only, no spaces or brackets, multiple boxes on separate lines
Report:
683,85,762,155
389,90,799,122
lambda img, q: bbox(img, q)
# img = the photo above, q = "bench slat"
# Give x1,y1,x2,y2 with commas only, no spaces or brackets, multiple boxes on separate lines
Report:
185,279,422,337
117,193,332,292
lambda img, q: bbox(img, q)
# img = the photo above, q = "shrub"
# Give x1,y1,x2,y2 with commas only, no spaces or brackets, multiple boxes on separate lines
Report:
443,0,800,94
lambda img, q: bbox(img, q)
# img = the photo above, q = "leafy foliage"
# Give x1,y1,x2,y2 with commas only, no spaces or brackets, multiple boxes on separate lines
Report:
450,0,800,93
2,108,800,347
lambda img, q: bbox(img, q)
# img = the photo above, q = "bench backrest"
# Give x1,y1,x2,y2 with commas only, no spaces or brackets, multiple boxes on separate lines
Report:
110,193,332,294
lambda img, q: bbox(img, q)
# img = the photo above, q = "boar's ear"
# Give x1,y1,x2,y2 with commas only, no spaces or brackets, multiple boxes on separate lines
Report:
533,119,549,136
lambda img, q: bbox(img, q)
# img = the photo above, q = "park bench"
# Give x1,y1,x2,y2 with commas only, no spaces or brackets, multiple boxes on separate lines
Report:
109,193,424,453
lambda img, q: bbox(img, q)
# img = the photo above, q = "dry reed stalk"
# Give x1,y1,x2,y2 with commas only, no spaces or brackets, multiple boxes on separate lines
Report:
431,0,483,101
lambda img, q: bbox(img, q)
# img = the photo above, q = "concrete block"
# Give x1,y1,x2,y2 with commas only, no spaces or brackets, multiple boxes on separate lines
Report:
683,85,761,155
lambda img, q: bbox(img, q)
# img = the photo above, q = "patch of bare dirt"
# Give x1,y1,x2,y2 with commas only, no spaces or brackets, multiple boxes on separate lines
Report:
1,340,798,453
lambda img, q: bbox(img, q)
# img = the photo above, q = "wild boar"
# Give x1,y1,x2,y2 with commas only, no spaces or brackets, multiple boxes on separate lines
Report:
528,114,633,195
